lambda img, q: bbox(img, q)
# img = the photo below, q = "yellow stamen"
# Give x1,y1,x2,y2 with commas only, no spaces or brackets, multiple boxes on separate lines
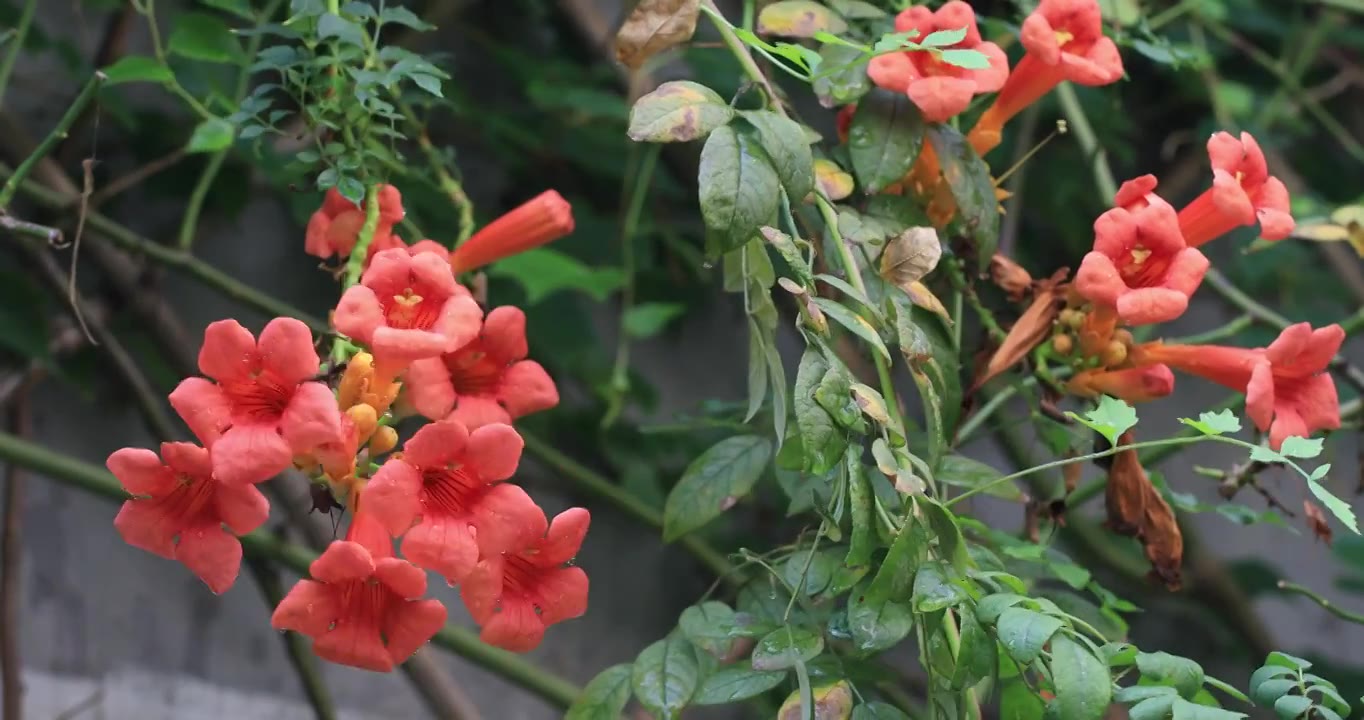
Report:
1054,29,1074,45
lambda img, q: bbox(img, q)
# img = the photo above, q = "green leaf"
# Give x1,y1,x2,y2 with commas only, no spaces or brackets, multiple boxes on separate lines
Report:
912,562,966,612
996,607,1064,665
937,454,1021,500
699,125,781,254
680,602,739,659
1137,652,1205,699
168,13,244,63
1049,635,1112,720
938,48,991,69
741,110,815,203
200,0,254,19
845,448,874,568
102,55,174,85
975,594,1029,625
847,585,914,653
186,118,235,153
812,44,871,107
920,497,970,572
693,666,787,705
1180,409,1241,436
921,27,967,46
952,607,995,689
794,349,847,474
767,337,788,443
1169,699,1248,719
925,123,998,273
317,12,365,45
812,298,891,360
410,73,444,97
865,519,928,605
567,664,633,720
487,248,625,304
1307,477,1359,533
663,436,772,541
752,626,824,671
746,320,770,423
851,702,912,720
1273,695,1313,718
1001,679,1047,720
628,81,735,143
1204,675,1251,704
631,635,700,718
380,6,436,30
1069,395,1138,446
1279,436,1324,459
625,302,687,339
783,547,839,596
848,88,926,193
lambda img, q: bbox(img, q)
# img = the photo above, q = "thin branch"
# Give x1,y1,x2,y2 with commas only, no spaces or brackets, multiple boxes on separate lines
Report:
0,384,29,720
1280,581,1364,625
84,147,186,209
0,216,60,245
0,72,106,210
0,0,37,109
0,430,582,710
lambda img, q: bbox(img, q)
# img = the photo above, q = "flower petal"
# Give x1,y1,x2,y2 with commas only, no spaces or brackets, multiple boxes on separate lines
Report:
281,382,343,454
1162,248,1211,296
215,483,270,535
404,358,457,420
383,598,447,667
867,53,916,94
540,508,591,567
460,556,505,625
1294,373,1342,434
450,396,513,431
271,579,338,636
435,295,485,353
169,377,233,447
907,76,976,123
113,500,176,558
305,212,333,258
401,514,481,585
409,251,461,301
361,248,415,297
482,307,530,363
259,317,321,385
315,622,393,672
1073,252,1123,307
464,424,524,482
1245,360,1276,432
374,557,428,599
1211,168,1256,226
211,424,292,485
972,41,1010,92
498,361,559,419
535,566,589,626
333,285,385,345
469,483,543,556
372,327,451,363
1268,408,1309,452
364,460,423,537
403,419,469,469
310,540,376,583
175,524,242,594
160,442,213,479
107,448,175,495
1116,288,1190,326
198,319,257,382
478,598,546,652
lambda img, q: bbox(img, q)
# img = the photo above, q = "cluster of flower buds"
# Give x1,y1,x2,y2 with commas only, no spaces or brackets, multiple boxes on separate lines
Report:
108,185,585,671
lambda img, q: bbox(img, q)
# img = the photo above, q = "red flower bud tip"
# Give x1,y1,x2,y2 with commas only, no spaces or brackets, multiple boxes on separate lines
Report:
405,306,559,429
1068,364,1175,404
1177,132,1295,247
1134,323,1343,449
168,318,343,486
461,506,590,652
449,191,574,274
1073,175,1210,326
967,0,1123,155
108,440,268,594
866,2,1009,123
270,499,446,672
364,419,535,585
835,105,856,145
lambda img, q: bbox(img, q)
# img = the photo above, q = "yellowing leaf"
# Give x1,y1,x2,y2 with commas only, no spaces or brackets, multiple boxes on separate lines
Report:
757,0,848,38
614,0,700,69
879,227,941,288
814,158,854,201
905,281,950,323
627,80,734,142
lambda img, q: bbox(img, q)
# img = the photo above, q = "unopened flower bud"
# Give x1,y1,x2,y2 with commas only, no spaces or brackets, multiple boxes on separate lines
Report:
1060,309,1084,330
1052,334,1073,356
346,403,379,444
989,254,1033,302
1113,329,1134,346
1101,340,1128,367
369,426,398,456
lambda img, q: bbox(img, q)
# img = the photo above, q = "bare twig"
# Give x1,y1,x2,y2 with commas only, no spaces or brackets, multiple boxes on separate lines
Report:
84,147,186,209
0,72,106,210
0,384,28,720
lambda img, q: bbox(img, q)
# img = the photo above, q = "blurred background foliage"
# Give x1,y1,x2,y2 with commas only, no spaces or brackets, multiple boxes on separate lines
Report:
3,0,1364,714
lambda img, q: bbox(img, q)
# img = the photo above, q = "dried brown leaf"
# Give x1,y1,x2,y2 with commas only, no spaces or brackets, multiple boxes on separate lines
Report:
880,227,942,288
989,253,1033,302
1104,432,1183,590
1305,499,1333,545
1104,434,1147,537
614,0,700,69
905,281,951,323
970,271,1066,391
1141,479,1183,590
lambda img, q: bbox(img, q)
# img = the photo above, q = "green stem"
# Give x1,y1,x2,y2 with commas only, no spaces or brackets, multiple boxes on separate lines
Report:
178,0,286,251
1166,314,1252,345
0,0,37,109
0,72,106,209
519,430,735,582
345,185,382,287
1279,581,1364,626
138,0,216,122
0,430,581,710
603,144,661,429
400,101,475,245
0,163,328,334
243,559,338,720
699,0,786,114
0,216,61,245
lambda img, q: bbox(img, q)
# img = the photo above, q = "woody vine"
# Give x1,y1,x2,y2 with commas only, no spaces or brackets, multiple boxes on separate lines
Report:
1,0,1363,719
